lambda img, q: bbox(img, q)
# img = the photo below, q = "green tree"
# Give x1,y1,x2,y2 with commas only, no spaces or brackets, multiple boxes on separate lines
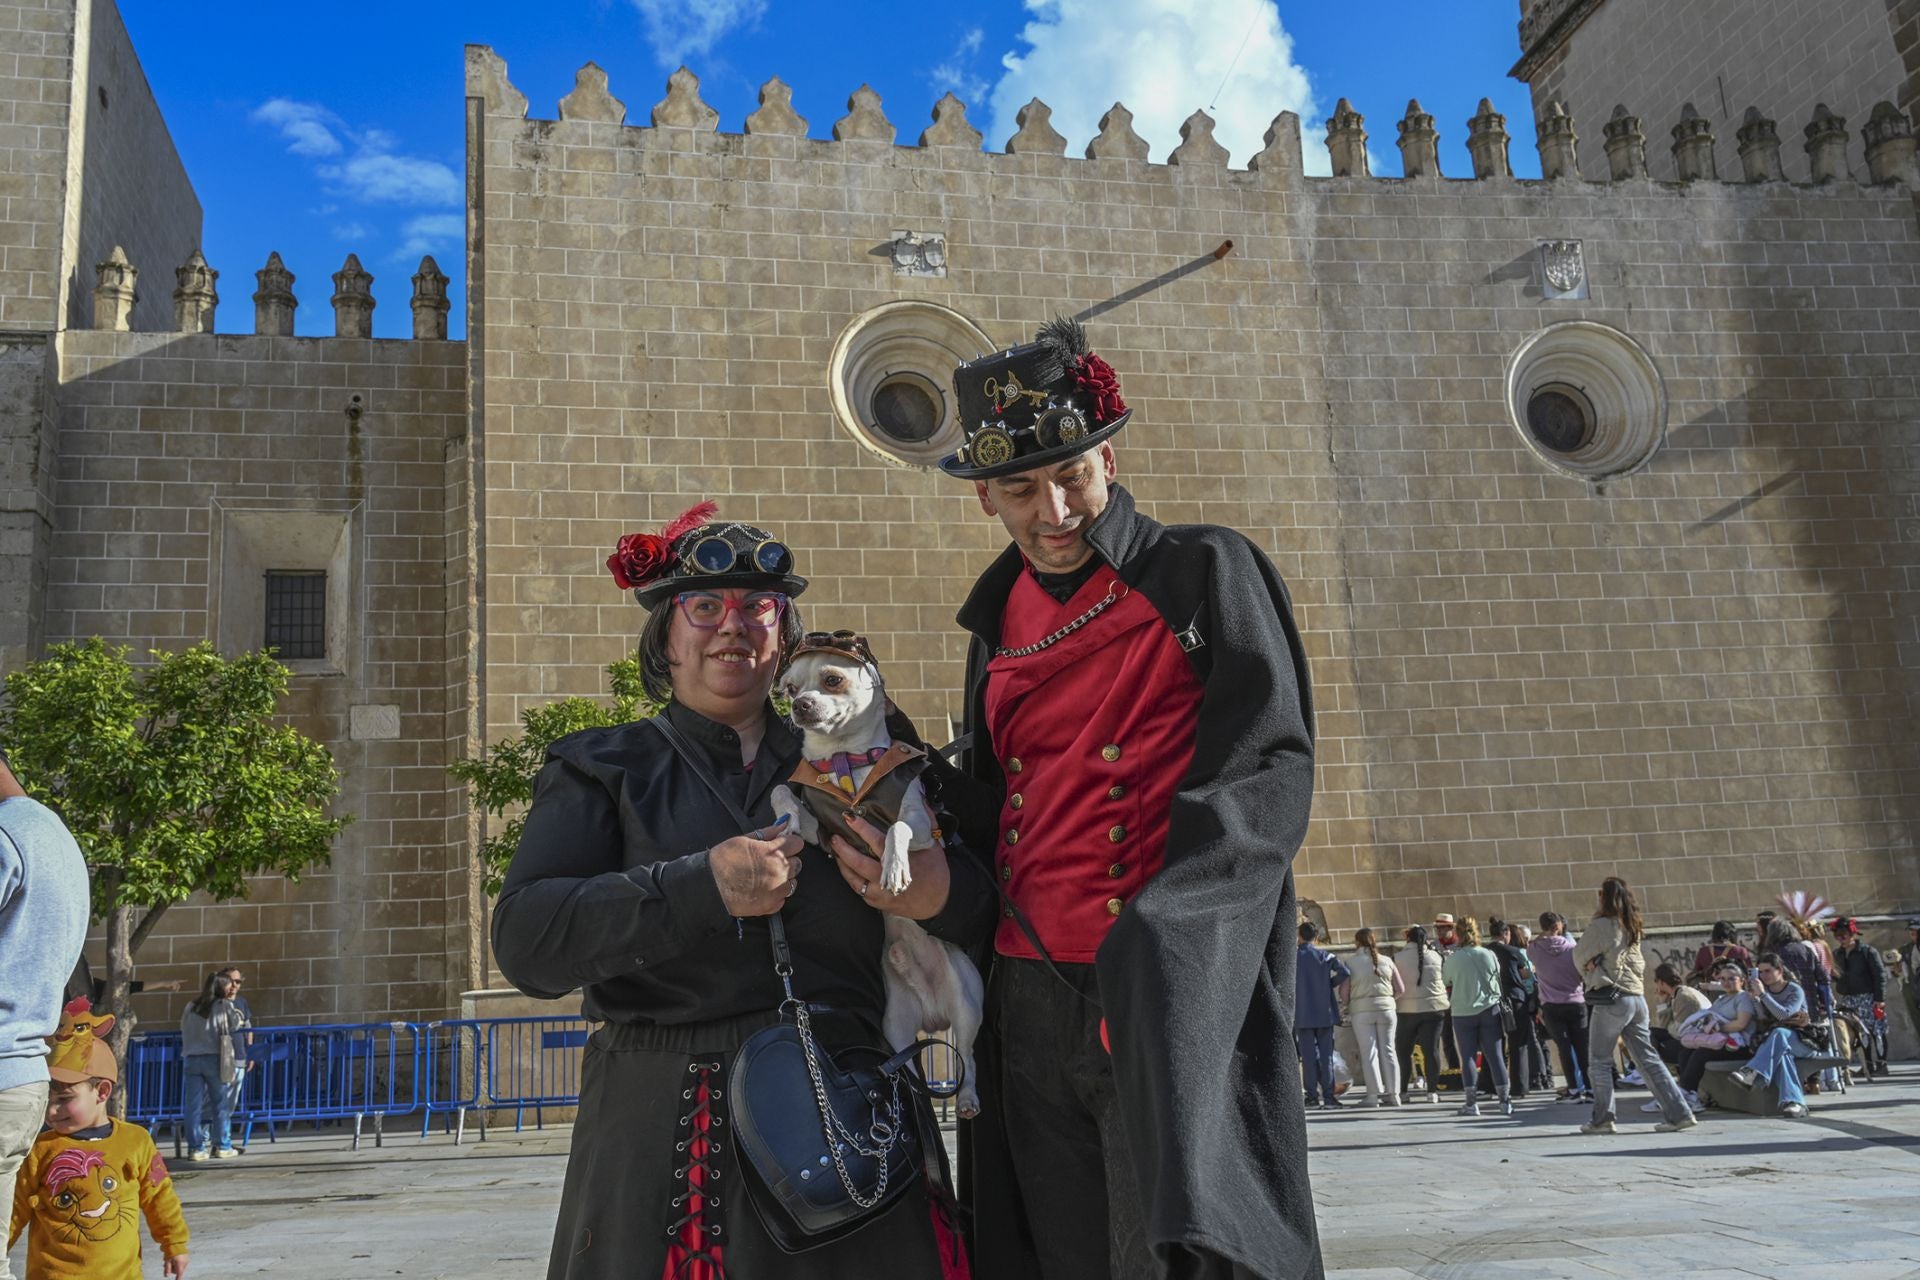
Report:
451,655,657,895
0,639,348,1093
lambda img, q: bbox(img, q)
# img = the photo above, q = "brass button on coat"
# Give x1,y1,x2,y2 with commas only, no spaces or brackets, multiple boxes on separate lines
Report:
1009,793,1024,810
1108,785,1126,800
1004,906,1015,918
1108,863,1125,878
1001,864,1012,882
1108,825,1127,843
1106,897,1124,916
1007,757,1023,774
1101,744,1121,762
1005,829,1019,845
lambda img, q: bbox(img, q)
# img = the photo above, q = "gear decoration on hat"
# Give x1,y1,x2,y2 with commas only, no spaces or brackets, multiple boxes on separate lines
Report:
606,500,808,607
942,315,1133,480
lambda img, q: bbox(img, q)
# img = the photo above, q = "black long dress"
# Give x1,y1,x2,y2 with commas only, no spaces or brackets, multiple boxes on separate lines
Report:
492,700,996,1279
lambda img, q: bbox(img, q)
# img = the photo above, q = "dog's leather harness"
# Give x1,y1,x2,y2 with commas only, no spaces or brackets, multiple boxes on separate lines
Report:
786,740,935,851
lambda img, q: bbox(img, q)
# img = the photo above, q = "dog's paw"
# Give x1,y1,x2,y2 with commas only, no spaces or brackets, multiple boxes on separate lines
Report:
880,851,913,896
956,1087,981,1120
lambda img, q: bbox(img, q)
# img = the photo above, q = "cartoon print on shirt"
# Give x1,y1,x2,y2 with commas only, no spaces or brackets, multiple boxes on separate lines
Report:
42,1149,137,1247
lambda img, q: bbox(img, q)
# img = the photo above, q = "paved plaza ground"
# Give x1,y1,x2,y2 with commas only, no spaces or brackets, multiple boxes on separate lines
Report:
12,1067,1919,1279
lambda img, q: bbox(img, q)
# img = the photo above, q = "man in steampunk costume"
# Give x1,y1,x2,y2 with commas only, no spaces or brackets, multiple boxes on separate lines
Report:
939,318,1322,1279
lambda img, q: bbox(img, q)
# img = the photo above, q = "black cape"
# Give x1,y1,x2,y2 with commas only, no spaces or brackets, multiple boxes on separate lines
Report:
948,485,1323,1280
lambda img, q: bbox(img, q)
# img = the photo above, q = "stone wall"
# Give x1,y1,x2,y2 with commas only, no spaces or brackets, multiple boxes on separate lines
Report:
0,334,56,669
60,0,201,333
466,51,1920,949
43,328,471,1029
0,0,75,330
1514,0,1909,183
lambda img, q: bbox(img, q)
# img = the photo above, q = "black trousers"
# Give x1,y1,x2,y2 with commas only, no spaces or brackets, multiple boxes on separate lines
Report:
993,956,1154,1280
1649,1026,1682,1066
546,1013,947,1280
1504,1005,1544,1096
1395,1011,1445,1093
1540,1001,1591,1093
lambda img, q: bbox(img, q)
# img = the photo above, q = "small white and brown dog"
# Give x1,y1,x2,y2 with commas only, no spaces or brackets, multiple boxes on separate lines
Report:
770,631,984,1118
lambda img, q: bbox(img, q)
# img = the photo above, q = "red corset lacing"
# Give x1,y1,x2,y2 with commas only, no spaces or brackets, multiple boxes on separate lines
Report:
664,1059,726,1279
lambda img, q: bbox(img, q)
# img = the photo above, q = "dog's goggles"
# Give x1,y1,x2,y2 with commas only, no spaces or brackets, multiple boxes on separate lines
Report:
675,590,788,631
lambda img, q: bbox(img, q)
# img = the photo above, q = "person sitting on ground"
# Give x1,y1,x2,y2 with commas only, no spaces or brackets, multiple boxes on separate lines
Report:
1729,954,1820,1118
1648,962,1712,1067
1669,961,1757,1113
1693,921,1753,983
1393,925,1448,1104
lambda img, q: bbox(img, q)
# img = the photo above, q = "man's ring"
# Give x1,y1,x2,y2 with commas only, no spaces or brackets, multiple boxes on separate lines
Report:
860,882,870,897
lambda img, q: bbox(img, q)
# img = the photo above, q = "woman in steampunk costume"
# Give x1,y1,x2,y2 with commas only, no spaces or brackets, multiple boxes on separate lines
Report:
492,504,992,1280
939,320,1324,1279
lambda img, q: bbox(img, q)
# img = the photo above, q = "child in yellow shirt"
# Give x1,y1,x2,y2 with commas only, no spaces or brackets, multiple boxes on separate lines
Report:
7,1000,189,1279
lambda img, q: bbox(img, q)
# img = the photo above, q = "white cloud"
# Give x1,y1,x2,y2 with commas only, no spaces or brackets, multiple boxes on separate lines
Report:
395,213,465,261
319,151,461,206
331,221,372,241
630,0,767,68
252,98,344,157
931,27,989,104
984,0,1320,169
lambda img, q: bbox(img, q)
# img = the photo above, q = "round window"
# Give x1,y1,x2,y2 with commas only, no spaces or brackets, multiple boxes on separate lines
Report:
870,373,943,444
1525,383,1595,454
1505,321,1666,480
828,301,994,468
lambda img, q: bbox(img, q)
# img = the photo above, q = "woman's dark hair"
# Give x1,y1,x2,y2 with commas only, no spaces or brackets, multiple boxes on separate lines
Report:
1298,920,1319,943
636,594,807,704
1710,959,1743,980
1596,877,1645,944
1710,920,1736,943
1538,911,1563,932
1487,917,1509,940
1756,951,1797,980
189,970,228,1019
1653,962,1685,988
1762,919,1799,953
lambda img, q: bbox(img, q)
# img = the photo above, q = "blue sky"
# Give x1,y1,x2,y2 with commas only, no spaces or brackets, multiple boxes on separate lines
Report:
120,1,1542,341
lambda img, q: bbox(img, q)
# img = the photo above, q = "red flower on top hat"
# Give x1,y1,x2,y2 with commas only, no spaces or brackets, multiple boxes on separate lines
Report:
1074,354,1127,425
607,500,717,590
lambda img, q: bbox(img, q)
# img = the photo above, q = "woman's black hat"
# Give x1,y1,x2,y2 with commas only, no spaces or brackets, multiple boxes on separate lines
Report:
606,500,808,608
941,317,1131,480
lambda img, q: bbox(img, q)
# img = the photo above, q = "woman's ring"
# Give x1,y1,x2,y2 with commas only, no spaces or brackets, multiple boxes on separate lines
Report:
860,882,870,897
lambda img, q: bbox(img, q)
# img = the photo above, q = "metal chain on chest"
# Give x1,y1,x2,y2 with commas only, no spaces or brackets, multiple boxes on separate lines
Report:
993,587,1119,659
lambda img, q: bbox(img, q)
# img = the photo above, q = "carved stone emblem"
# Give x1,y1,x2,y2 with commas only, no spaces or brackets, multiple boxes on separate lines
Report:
888,230,947,278
1540,239,1588,300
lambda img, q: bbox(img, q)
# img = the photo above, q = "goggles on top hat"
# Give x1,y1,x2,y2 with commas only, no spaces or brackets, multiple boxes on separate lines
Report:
606,500,809,609
942,316,1132,481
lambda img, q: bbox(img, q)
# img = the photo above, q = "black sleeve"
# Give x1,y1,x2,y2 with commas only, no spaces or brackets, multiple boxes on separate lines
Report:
491,754,733,1000
1868,946,1888,1002
917,830,999,951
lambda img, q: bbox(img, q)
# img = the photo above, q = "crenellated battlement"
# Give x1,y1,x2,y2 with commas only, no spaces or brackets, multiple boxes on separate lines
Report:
465,45,1920,194
79,245,454,339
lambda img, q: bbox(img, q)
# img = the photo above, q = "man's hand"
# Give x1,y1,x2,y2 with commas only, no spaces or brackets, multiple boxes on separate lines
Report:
829,814,951,921
164,1253,189,1279
708,821,804,917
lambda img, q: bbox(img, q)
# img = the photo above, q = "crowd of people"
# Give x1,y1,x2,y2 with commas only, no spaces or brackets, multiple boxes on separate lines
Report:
1299,878,1914,1132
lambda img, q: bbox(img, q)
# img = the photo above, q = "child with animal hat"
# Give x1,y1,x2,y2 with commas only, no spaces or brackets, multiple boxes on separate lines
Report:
7,999,189,1278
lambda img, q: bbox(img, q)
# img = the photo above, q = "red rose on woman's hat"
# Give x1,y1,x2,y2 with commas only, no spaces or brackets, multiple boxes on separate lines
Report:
606,532,671,590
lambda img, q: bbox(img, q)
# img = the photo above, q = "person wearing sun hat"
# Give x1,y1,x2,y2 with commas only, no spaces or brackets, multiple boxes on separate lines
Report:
491,502,995,1280
938,318,1322,1279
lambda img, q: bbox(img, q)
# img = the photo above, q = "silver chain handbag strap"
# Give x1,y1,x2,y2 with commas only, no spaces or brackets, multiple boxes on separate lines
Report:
993,579,1127,659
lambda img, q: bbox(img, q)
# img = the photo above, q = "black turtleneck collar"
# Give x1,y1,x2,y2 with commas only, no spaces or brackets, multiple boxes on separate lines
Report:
662,698,797,766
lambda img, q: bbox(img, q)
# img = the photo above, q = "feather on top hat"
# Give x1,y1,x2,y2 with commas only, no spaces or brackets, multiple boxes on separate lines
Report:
606,500,808,608
941,317,1131,480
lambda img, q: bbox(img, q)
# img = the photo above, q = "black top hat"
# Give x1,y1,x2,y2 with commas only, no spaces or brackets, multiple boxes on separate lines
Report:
940,317,1131,480
607,501,808,608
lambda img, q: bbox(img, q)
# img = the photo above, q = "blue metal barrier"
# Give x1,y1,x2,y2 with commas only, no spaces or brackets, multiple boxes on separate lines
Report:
124,1015,593,1148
